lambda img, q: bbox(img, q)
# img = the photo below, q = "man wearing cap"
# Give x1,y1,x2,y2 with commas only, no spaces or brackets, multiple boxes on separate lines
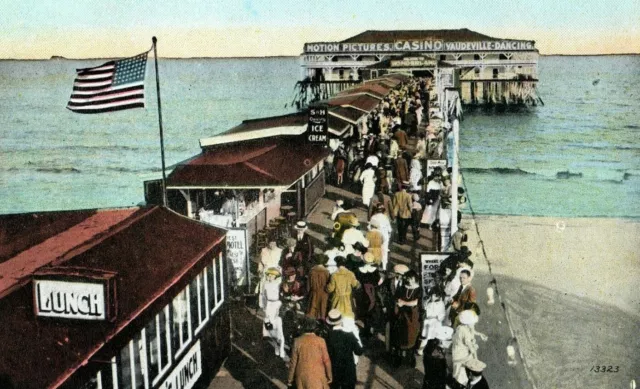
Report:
464,359,490,389
325,309,363,389
307,254,331,321
392,181,413,244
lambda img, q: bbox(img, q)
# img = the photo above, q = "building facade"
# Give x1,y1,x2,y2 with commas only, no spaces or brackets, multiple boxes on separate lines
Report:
301,29,539,104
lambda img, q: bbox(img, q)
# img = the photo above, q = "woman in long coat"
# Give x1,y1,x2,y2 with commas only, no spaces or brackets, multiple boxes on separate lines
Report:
391,270,421,366
451,310,480,387
307,254,330,320
288,317,333,389
326,256,360,318
365,223,384,267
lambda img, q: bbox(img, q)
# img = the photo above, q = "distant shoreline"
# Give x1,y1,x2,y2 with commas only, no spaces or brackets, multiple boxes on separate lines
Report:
0,53,638,61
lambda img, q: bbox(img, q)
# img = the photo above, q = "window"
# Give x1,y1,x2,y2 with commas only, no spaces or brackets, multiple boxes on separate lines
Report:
473,54,481,61
211,252,225,314
191,269,210,334
79,372,102,389
439,55,446,61
171,287,191,357
145,307,171,385
474,67,480,75
492,68,499,79
116,333,146,389
499,54,508,60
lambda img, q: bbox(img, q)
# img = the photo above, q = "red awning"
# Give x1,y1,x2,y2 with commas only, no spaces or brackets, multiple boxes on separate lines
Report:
167,137,331,188
0,207,226,389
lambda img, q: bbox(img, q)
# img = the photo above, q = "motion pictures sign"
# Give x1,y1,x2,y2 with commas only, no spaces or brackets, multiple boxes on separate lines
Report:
305,40,535,53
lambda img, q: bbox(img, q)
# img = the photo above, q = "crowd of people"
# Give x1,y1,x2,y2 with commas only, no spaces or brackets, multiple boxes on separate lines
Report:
255,77,491,389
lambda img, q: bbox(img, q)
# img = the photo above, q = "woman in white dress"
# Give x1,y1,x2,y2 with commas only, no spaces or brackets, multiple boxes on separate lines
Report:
261,268,287,360
360,163,376,206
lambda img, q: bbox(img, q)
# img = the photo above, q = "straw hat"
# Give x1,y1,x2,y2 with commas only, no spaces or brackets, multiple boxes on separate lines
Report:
265,267,281,278
412,193,420,201
326,309,343,326
393,264,409,275
295,221,308,230
464,358,487,373
458,310,479,326
363,252,375,264
336,199,344,206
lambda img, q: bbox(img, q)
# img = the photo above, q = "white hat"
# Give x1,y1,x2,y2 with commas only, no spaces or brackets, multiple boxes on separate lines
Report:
295,221,308,230
326,309,343,326
336,199,344,206
458,310,479,326
464,358,487,372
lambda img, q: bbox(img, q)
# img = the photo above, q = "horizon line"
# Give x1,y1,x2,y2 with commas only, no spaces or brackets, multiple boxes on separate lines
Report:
0,52,638,61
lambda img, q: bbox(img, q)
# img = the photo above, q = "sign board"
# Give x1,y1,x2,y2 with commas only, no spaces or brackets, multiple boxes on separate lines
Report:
427,160,447,178
390,58,437,68
34,279,106,320
307,105,328,145
226,228,248,287
305,40,535,53
33,267,117,321
160,340,202,389
420,252,451,304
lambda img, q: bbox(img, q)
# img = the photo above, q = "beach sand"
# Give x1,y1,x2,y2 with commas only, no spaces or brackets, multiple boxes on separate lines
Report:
465,215,640,389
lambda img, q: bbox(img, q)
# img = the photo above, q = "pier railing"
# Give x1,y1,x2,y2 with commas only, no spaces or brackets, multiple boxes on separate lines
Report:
289,79,362,110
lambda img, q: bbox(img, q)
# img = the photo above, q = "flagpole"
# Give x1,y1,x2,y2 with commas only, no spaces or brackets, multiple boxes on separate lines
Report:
152,36,168,207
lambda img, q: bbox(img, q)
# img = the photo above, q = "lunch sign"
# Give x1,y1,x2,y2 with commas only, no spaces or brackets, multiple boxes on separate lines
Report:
305,40,535,53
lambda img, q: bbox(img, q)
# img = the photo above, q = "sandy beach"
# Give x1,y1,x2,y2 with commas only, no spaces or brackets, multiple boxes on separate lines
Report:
464,215,640,389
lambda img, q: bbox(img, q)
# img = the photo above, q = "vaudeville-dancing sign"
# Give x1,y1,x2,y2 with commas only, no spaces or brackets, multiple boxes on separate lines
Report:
307,105,328,146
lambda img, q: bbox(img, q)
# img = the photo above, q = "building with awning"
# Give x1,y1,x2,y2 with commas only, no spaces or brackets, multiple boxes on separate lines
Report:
0,206,230,389
301,29,539,105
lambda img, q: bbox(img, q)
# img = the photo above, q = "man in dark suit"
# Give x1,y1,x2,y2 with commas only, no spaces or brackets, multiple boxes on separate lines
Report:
325,309,363,389
450,269,477,327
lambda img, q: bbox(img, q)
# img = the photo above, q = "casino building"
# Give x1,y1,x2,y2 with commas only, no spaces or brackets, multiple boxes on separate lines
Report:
300,29,540,105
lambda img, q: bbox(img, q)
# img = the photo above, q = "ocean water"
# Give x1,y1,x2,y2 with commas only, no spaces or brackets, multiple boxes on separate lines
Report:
0,56,638,218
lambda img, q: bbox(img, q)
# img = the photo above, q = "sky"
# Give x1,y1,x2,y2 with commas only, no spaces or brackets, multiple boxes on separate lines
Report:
0,0,638,58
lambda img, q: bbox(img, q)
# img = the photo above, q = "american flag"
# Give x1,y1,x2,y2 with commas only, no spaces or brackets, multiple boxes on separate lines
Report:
66,52,149,114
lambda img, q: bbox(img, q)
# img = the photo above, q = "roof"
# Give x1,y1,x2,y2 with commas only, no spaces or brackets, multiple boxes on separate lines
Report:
336,82,391,98
328,115,352,137
200,112,309,147
328,106,366,124
0,206,226,389
341,29,504,43
167,137,331,188
325,94,381,113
